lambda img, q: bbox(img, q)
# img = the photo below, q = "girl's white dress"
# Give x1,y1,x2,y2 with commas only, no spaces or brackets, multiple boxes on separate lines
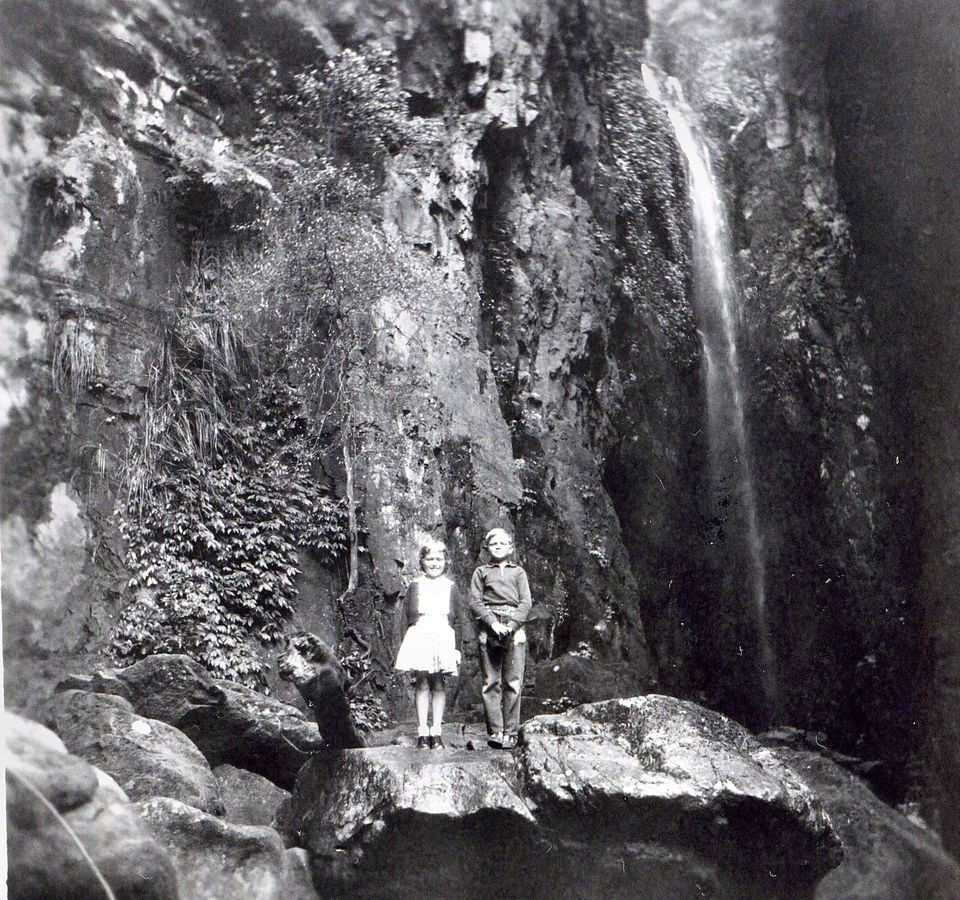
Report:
394,575,460,675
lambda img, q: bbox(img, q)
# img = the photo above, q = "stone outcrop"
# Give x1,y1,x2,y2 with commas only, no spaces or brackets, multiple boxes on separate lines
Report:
6,712,179,899
291,695,847,897
638,0,908,755
44,688,224,814
281,848,319,900
214,764,291,829
781,0,960,856
137,796,288,900
773,749,960,900
0,0,661,727
74,654,323,788
522,696,839,887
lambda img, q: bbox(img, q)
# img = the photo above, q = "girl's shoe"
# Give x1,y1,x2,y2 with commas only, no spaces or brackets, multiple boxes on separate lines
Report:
487,733,504,749
417,736,430,749
430,736,444,750
501,734,518,750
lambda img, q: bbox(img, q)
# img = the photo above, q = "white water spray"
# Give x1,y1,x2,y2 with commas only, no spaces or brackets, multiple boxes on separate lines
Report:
642,64,778,712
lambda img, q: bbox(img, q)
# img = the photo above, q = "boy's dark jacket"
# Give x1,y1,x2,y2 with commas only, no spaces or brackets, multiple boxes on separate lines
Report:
468,562,532,635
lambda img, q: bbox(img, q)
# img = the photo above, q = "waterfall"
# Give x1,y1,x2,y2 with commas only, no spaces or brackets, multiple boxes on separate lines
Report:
641,64,778,714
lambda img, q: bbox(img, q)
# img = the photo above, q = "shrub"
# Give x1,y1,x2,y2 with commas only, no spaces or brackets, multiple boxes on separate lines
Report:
113,294,349,683
115,41,446,686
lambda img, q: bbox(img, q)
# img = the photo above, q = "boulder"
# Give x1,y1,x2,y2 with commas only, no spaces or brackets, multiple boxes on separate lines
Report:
521,695,840,890
104,654,221,723
290,745,538,895
84,654,323,789
213,764,291,828
769,749,960,899
43,690,223,815
289,696,849,897
137,796,286,900
197,679,324,788
281,848,319,900
6,713,178,899
56,669,133,701
44,690,223,814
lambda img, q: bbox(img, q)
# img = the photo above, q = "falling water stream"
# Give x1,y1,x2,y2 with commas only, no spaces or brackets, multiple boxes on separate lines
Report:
641,64,778,713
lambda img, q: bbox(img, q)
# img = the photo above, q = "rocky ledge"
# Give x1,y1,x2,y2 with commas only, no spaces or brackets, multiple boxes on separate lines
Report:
290,695,960,899
10,684,959,899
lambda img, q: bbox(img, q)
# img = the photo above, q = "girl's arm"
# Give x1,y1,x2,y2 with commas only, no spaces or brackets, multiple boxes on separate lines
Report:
404,581,419,628
449,585,463,649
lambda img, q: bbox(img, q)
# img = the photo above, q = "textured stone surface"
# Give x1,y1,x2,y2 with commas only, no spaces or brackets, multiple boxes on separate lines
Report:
281,847,320,900
639,0,907,753
137,796,286,900
291,696,848,896
0,0,661,727
521,695,840,887
6,712,178,899
767,749,960,900
89,654,323,788
781,0,960,856
43,689,223,814
291,745,533,854
214,764,291,828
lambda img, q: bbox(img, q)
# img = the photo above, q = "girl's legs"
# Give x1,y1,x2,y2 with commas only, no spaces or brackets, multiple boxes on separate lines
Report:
414,673,430,740
428,674,446,739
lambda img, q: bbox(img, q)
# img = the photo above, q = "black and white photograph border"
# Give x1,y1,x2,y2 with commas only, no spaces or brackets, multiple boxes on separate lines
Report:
3,0,960,896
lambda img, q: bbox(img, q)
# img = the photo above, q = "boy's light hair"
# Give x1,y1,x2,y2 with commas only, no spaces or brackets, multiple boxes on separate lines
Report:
484,528,513,546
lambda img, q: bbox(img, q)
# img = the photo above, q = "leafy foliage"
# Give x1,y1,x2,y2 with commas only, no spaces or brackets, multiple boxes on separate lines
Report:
113,298,349,683
291,46,412,166
116,42,445,686
340,646,392,731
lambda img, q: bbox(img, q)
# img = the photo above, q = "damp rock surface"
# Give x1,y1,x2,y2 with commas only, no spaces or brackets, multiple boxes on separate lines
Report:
77,654,323,788
137,796,287,900
291,695,846,898
43,688,224,814
6,712,179,900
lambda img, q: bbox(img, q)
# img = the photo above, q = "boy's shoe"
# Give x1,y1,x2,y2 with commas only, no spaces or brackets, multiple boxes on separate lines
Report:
417,736,430,749
430,736,444,750
501,734,518,750
487,733,504,749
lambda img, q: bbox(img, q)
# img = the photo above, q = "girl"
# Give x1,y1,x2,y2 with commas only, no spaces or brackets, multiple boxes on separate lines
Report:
394,540,461,748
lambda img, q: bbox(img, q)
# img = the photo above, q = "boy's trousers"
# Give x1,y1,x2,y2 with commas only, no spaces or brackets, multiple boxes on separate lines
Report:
478,628,526,736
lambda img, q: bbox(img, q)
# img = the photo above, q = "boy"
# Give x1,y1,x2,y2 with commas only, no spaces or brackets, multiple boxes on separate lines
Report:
468,528,532,749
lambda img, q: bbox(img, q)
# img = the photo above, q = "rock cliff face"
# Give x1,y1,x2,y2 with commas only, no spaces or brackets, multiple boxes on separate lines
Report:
0,0,665,716
0,0,944,833
643,0,911,778
781,0,960,858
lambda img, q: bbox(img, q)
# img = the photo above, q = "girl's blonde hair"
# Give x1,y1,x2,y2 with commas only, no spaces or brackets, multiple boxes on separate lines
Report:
419,540,449,573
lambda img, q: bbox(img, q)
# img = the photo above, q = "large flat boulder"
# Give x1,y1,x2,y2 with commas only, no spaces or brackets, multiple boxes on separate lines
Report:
291,746,540,896
771,749,960,899
290,696,851,897
44,689,223,814
6,712,178,899
521,695,840,889
137,796,287,900
74,654,323,788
